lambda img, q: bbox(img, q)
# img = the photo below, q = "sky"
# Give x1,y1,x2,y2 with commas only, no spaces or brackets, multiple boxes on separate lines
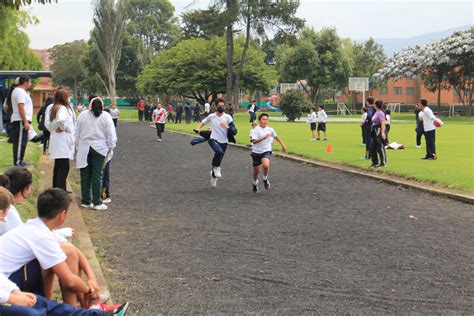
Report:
24,0,473,49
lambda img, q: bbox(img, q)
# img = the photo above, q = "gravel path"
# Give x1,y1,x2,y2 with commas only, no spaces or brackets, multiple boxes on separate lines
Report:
86,122,473,315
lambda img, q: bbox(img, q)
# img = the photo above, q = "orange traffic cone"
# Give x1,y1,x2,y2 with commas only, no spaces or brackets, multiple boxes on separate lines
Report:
325,143,332,153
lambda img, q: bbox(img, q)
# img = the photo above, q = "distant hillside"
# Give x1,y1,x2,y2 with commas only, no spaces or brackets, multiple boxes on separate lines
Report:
359,25,472,57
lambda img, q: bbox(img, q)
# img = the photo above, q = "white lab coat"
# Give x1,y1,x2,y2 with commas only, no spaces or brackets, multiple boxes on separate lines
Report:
75,110,117,169
45,105,76,160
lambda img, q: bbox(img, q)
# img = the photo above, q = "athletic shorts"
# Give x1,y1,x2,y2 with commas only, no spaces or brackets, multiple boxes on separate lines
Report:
310,122,316,131
251,151,272,167
317,122,326,131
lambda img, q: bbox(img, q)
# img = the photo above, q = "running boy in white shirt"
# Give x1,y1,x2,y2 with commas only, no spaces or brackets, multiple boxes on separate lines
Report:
251,113,286,193
194,98,234,188
152,103,167,142
316,105,328,140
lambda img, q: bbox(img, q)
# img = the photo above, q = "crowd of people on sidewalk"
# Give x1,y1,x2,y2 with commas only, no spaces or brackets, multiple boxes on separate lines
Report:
1,75,127,315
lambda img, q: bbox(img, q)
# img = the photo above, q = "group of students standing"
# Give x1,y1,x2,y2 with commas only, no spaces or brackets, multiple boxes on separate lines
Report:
5,75,118,211
359,97,439,168
307,105,328,141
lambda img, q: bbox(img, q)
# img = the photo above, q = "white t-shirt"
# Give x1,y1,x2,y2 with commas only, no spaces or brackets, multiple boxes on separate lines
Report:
361,112,368,124
202,113,233,143
386,114,391,125
317,110,327,123
251,126,277,154
110,108,120,119
204,103,210,113
10,87,33,122
0,272,19,304
0,218,67,278
0,205,23,236
248,103,256,113
422,107,436,132
153,108,167,123
308,112,317,123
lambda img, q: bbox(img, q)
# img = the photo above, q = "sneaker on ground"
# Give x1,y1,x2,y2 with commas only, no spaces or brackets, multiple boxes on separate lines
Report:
212,167,222,178
80,203,93,209
103,198,112,204
99,293,111,304
90,303,121,312
263,179,271,190
369,164,377,168
416,145,421,148
376,163,386,168
323,138,328,141
252,183,259,193
93,204,108,210
15,161,32,167
210,171,218,188
316,138,320,140
158,138,162,142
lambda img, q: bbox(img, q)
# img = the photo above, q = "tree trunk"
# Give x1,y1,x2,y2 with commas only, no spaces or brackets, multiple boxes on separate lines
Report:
233,2,252,106
225,12,234,103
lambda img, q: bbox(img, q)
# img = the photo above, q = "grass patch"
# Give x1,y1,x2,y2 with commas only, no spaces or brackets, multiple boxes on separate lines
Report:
155,112,473,192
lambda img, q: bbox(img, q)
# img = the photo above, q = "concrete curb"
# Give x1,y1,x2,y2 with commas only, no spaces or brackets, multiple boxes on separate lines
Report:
39,158,110,296
169,129,474,205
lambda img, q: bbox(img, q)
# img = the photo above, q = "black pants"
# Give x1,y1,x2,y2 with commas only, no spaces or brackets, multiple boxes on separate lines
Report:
385,124,390,143
425,129,436,158
42,129,50,154
175,112,182,123
11,120,29,165
112,118,118,127
168,113,173,122
53,158,70,191
156,123,165,139
370,127,387,166
138,110,144,121
416,127,424,146
209,139,228,167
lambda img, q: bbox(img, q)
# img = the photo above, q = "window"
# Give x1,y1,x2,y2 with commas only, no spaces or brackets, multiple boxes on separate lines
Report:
406,87,415,96
380,87,387,95
393,87,403,95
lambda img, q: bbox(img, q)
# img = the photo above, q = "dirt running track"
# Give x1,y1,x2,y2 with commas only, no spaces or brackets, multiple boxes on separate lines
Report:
85,122,473,315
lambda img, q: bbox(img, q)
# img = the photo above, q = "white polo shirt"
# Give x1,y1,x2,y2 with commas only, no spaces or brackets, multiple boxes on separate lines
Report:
202,113,233,143
0,205,23,237
0,218,67,278
422,106,436,132
10,87,33,122
251,126,277,154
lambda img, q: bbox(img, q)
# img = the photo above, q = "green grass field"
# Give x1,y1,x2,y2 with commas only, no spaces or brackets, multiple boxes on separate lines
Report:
119,110,473,192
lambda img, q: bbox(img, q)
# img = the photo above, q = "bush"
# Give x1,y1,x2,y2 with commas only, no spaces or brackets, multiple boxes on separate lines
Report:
279,89,313,122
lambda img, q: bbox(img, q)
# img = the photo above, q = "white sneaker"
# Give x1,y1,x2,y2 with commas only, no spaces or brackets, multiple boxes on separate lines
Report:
93,204,108,210
80,203,93,209
416,145,421,148
103,198,112,204
210,171,218,188
212,167,222,178
158,138,162,142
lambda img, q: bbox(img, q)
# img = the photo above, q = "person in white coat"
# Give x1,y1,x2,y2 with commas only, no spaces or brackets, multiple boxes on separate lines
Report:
45,89,76,191
75,97,117,210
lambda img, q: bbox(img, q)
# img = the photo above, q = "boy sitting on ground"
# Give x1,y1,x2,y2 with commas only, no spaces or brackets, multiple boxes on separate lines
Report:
0,188,123,311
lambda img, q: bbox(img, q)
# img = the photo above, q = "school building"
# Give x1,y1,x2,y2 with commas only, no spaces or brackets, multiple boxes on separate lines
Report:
339,78,463,106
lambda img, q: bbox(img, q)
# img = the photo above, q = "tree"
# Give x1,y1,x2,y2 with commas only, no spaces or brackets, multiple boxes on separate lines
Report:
181,5,225,39
91,0,127,105
137,36,277,105
232,0,304,104
0,0,56,10
352,38,386,93
82,32,145,98
0,8,42,70
126,0,181,61
375,28,473,115
49,40,88,100
279,89,312,122
276,28,350,105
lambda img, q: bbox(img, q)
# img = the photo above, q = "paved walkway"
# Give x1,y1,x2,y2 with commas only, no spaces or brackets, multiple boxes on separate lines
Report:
86,122,473,314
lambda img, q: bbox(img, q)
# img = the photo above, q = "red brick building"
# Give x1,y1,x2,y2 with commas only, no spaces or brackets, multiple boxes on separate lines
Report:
31,49,55,113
